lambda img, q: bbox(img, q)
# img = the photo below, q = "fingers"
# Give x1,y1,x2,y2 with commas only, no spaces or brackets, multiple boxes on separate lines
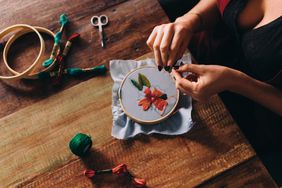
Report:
146,27,157,50
160,25,173,67
147,26,164,68
166,34,181,67
172,69,194,94
171,69,182,80
175,35,190,61
177,64,203,74
147,23,191,71
152,30,164,67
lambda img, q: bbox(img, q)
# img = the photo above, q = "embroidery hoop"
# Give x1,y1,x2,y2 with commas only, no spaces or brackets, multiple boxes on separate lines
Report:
3,26,56,79
0,24,45,80
118,66,179,125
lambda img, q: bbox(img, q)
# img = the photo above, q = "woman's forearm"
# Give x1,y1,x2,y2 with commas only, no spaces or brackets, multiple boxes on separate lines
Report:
229,70,282,116
175,0,220,32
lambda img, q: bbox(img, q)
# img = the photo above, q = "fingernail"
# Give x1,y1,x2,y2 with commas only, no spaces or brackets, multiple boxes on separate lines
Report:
168,66,172,73
173,66,179,70
164,66,170,72
158,66,163,71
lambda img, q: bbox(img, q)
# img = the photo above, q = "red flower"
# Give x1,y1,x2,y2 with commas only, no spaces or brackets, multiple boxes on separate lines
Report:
138,88,168,112
112,164,128,175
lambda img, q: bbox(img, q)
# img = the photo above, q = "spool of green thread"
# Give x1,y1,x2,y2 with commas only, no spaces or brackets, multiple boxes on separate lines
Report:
69,133,92,157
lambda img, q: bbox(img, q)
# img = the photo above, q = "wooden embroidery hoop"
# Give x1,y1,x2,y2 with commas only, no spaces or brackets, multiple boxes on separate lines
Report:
0,24,45,80
118,66,180,125
3,26,56,79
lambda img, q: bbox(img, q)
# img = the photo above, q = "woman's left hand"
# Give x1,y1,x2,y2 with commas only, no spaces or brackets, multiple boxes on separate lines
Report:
172,64,236,102
172,63,282,115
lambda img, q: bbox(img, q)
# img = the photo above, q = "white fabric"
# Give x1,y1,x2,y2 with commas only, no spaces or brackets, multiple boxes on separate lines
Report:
110,54,194,139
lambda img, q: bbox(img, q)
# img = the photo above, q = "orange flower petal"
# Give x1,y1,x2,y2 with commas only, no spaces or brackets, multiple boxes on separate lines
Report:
153,98,168,111
152,88,164,97
144,87,151,97
138,98,152,111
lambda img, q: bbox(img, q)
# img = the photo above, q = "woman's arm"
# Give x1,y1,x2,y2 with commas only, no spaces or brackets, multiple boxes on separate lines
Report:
230,70,282,115
175,0,221,32
172,64,282,116
146,0,220,69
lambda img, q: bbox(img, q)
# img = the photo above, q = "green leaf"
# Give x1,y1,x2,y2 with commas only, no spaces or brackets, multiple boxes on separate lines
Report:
138,73,151,88
131,79,143,91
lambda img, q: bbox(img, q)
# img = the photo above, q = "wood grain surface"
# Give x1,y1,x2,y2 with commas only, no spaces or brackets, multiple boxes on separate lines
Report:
0,0,277,187
198,157,277,188
1,88,254,187
0,73,258,187
0,0,164,118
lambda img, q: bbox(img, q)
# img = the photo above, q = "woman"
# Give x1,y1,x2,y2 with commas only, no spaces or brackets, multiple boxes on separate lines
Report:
147,0,282,183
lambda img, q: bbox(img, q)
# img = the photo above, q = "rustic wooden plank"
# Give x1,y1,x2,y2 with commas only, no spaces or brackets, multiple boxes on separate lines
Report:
0,79,255,188
0,0,168,118
15,101,256,188
198,157,278,188
0,74,113,187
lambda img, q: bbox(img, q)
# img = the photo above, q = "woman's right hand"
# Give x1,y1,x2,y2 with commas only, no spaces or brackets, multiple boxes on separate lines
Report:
146,19,195,71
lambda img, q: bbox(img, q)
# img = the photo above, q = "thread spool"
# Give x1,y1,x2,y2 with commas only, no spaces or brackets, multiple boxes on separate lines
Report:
69,133,92,157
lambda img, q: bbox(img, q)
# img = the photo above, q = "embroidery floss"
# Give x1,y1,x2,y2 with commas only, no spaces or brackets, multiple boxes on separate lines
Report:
112,164,128,175
84,164,146,187
67,65,107,76
59,14,69,32
37,65,107,80
43,14,69,67
53,33,80,85
132,177,146,187
84,168,112,177
69,133,92,157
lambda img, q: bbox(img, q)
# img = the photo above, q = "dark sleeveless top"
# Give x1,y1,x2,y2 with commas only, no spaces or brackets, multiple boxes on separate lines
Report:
214,0,282,154
221,0,282,86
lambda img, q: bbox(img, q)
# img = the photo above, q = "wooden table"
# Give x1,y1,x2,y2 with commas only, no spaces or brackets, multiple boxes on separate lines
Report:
0,0,278,187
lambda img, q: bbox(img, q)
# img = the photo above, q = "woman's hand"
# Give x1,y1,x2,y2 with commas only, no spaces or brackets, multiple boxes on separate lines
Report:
146,20,195,71
172,63,282,115
146,0,220,71
172,64,234,102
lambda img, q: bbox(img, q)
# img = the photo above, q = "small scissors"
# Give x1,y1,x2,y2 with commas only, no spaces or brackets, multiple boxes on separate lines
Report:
91,15,109,48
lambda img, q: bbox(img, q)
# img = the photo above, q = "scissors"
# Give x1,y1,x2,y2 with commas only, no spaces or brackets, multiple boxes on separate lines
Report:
91,15,109,48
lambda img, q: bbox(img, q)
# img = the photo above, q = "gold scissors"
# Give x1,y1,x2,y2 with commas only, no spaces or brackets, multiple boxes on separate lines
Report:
91,15,109,48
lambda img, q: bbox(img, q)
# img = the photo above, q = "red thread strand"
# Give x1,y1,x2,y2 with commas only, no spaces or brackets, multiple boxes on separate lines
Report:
67,33,80,42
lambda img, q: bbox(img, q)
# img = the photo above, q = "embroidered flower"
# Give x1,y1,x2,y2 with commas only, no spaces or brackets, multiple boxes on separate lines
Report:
138,87,168,112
